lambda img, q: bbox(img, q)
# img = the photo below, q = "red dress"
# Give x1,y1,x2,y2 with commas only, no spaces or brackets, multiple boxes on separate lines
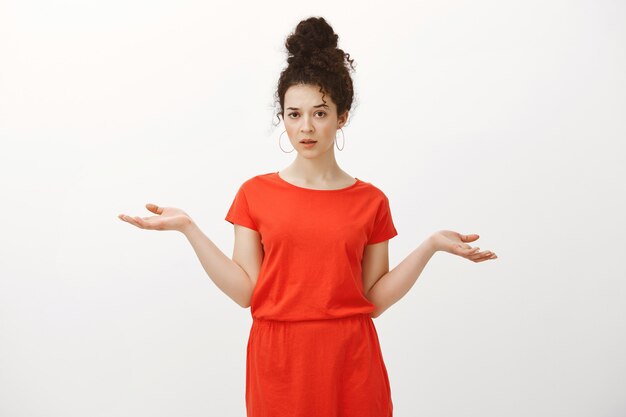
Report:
225,172,398,417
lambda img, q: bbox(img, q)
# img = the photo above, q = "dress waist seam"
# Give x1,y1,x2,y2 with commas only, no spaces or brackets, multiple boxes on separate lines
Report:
252,312,371,323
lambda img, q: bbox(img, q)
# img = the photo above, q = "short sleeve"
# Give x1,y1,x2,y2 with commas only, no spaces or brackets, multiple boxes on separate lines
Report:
225,185,259,232
367,194,398,245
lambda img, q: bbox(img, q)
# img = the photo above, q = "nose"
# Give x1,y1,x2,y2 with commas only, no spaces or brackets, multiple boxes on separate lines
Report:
300,115,314,132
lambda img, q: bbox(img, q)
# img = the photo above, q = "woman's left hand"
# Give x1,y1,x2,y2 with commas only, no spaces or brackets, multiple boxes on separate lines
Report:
430,230,498,262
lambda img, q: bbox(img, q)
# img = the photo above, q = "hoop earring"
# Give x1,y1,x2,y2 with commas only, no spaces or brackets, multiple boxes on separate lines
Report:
278,130,294,153
335,128,345,151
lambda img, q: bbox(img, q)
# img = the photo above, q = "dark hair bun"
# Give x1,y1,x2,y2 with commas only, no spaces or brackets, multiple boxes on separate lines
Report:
274,16,357,125
285,17,339,63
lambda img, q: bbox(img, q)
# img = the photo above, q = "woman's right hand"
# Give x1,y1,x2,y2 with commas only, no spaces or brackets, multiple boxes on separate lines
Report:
118,203,193,233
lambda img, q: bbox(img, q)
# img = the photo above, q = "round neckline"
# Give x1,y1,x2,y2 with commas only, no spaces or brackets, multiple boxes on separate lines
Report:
274,171,361,192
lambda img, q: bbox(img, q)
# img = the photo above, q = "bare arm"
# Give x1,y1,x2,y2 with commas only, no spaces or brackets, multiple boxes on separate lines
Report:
366,231,497,318
367,236,438,318
182,221,254,308
118,204,259,308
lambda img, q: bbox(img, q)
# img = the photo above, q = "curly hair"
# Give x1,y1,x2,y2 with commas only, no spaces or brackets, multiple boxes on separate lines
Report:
273,16,357,126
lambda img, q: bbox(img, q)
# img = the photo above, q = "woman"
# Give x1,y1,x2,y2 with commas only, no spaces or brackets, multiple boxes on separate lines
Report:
118,16,497,417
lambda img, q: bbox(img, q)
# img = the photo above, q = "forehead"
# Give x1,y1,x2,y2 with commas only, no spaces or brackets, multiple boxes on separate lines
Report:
284,84,336,108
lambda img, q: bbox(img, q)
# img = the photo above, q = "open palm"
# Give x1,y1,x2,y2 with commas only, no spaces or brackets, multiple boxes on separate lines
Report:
118,203,192,232
431,230,498,263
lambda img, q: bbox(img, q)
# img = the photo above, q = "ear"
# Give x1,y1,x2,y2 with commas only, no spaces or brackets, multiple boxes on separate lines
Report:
337,110,349,128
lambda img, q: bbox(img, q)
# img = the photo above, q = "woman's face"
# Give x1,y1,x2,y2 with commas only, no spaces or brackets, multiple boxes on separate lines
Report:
282,84,348,157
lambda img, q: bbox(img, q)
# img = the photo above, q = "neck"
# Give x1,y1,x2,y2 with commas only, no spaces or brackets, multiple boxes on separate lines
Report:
285,153,343,181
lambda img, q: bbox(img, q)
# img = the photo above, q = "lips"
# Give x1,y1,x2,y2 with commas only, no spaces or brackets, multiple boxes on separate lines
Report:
300,139,317,143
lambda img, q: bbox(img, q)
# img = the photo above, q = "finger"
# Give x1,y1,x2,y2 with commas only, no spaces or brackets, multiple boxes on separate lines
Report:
461,234,480,242
146,203,158,214
474,252,497,262
118,214,131,223
468,250,491,260
128,216,145,229
119,214,142,228
475,254,497,263
146,203,162,214
459,246,480,256
125,215,145,229
133,216,151,229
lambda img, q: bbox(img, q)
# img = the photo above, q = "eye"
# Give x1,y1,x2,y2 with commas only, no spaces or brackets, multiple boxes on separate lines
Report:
286,111,327,118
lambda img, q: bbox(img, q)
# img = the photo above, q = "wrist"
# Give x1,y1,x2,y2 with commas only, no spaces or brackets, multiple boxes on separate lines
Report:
425,234,440,254
180,218,198,236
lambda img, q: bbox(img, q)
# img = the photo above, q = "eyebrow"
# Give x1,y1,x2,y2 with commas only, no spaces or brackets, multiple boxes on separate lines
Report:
286,104,329,110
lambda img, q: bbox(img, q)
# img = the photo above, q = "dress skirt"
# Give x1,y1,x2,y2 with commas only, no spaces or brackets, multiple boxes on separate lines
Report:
245,313,393,417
